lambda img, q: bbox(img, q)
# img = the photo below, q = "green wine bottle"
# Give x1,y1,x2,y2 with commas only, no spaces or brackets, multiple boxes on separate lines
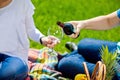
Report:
57,21,75,35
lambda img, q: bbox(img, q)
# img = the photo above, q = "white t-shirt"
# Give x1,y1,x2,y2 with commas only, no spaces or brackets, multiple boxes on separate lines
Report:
0,0,44,62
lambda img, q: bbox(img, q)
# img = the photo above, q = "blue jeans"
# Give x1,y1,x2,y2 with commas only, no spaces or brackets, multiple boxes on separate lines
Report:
57,38,119,80
0,54,28,80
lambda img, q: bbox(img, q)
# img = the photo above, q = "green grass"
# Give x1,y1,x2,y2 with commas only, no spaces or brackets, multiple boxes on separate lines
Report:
30,0,120,53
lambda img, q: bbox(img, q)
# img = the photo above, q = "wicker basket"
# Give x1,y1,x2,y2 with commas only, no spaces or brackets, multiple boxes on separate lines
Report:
75,61,106,80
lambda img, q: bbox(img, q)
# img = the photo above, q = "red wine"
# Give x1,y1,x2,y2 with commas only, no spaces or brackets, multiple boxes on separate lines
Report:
57,21,75,35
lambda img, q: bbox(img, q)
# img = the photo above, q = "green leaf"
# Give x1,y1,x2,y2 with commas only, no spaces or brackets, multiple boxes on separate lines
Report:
100,46,118,80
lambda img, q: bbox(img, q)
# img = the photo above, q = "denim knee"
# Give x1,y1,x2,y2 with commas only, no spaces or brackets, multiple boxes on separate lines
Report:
57,53,87,79
0,57,28,80
78,38,99,51
77,38,101,62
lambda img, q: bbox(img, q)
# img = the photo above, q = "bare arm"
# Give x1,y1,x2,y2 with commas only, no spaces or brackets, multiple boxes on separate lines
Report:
68,10,120,38
83,11,120,30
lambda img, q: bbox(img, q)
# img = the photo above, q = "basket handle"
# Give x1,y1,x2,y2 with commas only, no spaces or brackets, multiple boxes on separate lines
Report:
83,62,90,80
83,61,106,80
91,61,106,80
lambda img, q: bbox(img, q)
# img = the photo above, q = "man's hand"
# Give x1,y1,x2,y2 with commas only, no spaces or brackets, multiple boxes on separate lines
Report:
40,36,60,48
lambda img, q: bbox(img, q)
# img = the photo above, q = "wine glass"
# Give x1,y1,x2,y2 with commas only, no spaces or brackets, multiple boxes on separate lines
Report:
47,26,64,55
47,26,64,40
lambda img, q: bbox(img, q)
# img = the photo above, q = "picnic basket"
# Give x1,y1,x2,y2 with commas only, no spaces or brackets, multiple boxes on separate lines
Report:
75,61,106,80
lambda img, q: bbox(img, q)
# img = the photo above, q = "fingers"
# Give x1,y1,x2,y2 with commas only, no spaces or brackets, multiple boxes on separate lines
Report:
47,36,60,48
48,36,60,43
69,25,80,38
41,37,51,46
42,36,60,48
69,33,80,38
46,40,58,48
64,21,81,38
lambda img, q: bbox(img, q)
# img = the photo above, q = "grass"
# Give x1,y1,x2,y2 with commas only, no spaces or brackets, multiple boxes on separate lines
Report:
30,0,120,53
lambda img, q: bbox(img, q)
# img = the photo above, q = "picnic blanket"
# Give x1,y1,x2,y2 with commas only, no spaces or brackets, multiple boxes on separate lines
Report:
25,47,69,80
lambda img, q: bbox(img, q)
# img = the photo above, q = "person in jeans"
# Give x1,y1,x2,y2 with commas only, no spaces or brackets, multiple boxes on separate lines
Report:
57,9,120,80
0,0,59,80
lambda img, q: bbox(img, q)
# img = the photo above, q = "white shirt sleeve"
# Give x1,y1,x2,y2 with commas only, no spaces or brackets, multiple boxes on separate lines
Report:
25,0,44,43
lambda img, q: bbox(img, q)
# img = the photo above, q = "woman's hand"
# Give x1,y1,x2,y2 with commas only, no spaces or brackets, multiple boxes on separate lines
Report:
65,21,85,38
40,36,60,48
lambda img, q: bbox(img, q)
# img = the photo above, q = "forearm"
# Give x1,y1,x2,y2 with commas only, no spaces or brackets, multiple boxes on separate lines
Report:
82,11,120,30
68,9,120,38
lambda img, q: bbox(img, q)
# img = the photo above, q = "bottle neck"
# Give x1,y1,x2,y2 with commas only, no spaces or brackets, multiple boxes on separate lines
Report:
57,21,64,28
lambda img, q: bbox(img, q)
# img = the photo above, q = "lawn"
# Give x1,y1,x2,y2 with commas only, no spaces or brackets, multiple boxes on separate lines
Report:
30,0,120,53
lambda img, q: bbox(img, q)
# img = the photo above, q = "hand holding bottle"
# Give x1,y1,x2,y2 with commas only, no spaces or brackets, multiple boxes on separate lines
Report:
57,21,85,38
57,21,75,35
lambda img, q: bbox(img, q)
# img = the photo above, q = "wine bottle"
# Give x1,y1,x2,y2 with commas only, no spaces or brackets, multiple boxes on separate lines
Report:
57,21,75,35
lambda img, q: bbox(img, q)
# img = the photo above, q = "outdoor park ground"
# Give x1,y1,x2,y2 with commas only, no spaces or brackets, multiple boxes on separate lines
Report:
31,0,120,53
